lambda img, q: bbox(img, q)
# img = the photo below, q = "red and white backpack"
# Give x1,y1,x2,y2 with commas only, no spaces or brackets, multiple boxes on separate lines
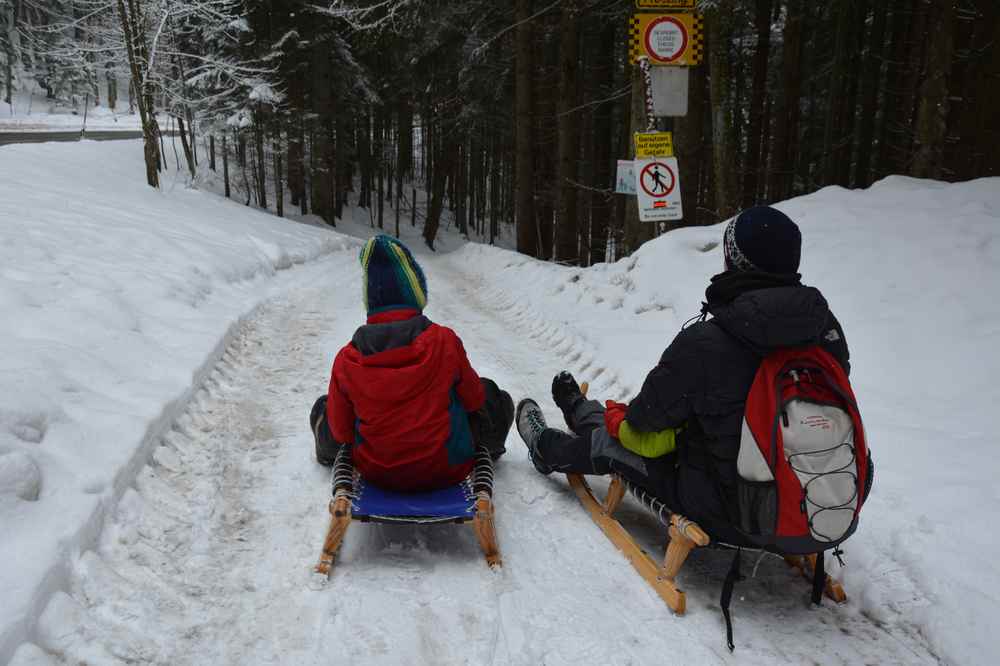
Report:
721,345,872,651
736,346,871,554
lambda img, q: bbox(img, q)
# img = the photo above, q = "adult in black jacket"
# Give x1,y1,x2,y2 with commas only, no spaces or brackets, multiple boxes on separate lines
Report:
516,206,851,544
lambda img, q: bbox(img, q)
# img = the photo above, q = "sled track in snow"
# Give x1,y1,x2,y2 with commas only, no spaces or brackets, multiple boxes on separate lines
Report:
16,251,940,665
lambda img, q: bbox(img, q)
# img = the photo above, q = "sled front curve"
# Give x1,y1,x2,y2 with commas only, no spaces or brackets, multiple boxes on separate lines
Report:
314,446,500,578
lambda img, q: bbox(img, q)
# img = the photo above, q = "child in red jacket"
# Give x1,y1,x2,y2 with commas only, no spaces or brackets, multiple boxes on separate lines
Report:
309,235,513,492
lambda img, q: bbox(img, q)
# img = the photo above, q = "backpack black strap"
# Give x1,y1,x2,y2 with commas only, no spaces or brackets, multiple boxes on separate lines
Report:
811,550,826,606
720,548,745,652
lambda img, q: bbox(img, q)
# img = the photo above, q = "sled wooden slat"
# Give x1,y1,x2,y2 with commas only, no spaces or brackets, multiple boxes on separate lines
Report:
314,494,353,576
784,554,847,603
568,473,692,614
472,494,502,568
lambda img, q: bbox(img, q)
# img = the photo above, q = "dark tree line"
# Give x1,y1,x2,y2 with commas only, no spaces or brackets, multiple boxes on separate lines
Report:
239,0,998,261
4,1,998,262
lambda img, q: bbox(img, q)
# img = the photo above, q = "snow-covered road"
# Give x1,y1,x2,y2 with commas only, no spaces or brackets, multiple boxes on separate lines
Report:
18,253,939,666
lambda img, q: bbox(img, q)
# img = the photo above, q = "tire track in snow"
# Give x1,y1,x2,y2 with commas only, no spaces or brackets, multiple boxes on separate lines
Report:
19,258,361,666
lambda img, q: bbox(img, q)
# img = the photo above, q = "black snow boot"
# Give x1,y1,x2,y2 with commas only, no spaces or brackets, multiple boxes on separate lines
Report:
516,399,553,474
310,396,340,466
552,371,585,425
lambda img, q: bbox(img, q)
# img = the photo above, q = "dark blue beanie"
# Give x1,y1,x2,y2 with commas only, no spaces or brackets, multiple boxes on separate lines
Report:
724,206,802,274
359,235,428,315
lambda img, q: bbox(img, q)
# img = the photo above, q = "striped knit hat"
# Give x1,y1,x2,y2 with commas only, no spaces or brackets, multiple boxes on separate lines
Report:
359,235,428,315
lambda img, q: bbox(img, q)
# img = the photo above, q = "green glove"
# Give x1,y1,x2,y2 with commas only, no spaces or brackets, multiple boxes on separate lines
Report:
617,419,680,458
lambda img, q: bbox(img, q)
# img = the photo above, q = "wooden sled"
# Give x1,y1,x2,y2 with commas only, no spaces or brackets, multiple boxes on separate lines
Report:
569,473,848,613
569,383,846,614
314,446,500,578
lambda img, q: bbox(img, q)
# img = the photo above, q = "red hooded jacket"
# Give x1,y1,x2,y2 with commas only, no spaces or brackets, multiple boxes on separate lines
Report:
326,309,486,491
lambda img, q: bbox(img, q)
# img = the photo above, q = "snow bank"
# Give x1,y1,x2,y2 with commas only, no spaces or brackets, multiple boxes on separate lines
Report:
0,140,355,662
448,176,1000,665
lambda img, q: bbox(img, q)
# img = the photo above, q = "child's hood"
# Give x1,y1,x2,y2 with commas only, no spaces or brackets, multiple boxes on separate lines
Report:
344,314,445,401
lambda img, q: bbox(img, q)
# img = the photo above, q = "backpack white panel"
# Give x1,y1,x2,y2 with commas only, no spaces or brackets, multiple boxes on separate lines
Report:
737,417,775,482
782,400,857,542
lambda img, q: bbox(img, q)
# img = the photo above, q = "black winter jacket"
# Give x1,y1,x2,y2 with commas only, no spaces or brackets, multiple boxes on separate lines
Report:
624,270,849,536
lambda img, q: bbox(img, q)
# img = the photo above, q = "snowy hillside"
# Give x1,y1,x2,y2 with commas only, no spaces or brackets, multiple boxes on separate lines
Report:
1,139,997,665
0,140,357,663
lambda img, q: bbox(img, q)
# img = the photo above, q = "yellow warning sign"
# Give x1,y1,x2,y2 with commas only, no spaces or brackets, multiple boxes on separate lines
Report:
629,13,704,66
635,0,696,8
634,131,674,158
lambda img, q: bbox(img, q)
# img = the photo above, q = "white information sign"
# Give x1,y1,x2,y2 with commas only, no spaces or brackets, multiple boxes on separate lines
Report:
650,66,689,117
634,156,682,221
615,160,636,195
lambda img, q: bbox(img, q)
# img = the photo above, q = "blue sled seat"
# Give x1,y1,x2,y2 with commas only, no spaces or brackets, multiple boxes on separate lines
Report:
352,477,477,524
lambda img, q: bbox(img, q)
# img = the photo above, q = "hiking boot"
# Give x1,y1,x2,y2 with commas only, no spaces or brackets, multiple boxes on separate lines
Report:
552,371,585,423
311,396,339,466
516,398,552,474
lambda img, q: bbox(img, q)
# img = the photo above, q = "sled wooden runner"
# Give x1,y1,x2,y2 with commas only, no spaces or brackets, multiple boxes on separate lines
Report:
568,473,709,614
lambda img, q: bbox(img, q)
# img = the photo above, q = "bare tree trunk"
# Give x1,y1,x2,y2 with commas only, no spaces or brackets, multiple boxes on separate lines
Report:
875,0,911,179
209,135,216,171
893,0,930,174
455,138,466,235
2,6,12,107
115,0,159,187
254,110,268,208
767,0,802,200
274,126,284,218
424,130,450,250
707,6,738,220
105,64,117,110
675,64,705,225
853,0,888,187
742,0,773,207
377,119,385,230
187,109,197,166
335,110,349,220
823,0,853,186
911,0,955,178
836,1,865,187
589,19,615,263
515,0,537,257
554,0,580,264
176,114,196,179
975,5,1000,177
222,134,230,198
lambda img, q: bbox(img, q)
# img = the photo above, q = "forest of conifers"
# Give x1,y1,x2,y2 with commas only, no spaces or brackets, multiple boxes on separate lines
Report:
2,1,998,263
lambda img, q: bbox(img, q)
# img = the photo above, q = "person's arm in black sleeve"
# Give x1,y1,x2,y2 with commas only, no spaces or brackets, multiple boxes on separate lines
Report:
822,311,851,376
625,326,703,433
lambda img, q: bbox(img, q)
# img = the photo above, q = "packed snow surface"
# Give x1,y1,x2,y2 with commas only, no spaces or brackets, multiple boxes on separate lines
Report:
1,139,997,665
